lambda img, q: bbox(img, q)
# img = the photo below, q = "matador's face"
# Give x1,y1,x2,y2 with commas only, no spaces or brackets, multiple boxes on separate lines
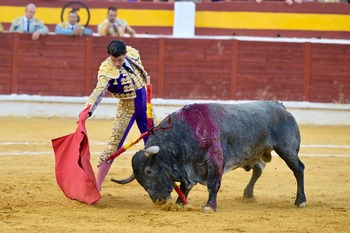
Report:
110,54,125,70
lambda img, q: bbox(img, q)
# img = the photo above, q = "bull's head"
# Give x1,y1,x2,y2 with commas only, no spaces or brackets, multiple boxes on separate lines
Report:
112,146,174,205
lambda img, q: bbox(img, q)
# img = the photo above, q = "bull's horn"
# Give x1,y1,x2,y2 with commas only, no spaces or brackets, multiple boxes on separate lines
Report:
142,146,160,157
111,173,135,184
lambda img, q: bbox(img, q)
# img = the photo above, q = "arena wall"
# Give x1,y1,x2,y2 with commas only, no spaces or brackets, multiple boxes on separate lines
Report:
1,94,350,126
1,33,350,103
1,0,350,39
1,1,350,125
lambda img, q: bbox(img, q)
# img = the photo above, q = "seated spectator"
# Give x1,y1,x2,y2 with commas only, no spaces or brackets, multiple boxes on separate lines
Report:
0,23,3,32
256,0,307,4
55,10,92,36
97,6,136,37
9,3,49,40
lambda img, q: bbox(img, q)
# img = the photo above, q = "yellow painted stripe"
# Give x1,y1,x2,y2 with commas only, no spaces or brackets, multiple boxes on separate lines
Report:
0,6,173,27
196,11,350,31
1,6,349,31
119,9,174,27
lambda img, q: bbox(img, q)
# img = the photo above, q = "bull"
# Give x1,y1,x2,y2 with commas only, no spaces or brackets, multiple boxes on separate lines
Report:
112,101,306,211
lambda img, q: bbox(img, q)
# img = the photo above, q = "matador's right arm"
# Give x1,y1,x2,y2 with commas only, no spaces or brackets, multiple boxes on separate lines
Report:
85,59,119,116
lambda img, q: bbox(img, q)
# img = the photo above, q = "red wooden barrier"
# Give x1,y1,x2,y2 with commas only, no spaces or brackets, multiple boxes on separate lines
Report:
1,1,350,39
0,33,349,104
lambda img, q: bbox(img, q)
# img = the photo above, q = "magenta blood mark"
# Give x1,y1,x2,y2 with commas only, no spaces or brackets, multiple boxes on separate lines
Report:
178,104,224,175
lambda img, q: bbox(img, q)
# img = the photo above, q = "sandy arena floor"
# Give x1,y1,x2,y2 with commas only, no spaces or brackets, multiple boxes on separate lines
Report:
0,117,350,232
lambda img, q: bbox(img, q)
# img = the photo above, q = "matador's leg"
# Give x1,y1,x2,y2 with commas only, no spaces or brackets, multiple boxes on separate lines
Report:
97,99,136,191
134,87,152,144
99,99,135,164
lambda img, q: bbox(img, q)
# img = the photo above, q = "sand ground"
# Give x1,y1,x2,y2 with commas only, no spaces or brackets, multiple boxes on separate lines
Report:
1,117,350,232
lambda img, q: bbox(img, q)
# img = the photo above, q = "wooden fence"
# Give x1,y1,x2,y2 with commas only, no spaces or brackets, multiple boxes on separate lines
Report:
0,33,349,103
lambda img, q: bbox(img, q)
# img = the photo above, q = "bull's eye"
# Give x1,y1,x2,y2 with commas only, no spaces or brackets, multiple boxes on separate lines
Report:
144,166,154,177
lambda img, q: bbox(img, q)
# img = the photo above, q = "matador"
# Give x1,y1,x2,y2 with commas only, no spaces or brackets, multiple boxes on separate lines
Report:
83,40,153,191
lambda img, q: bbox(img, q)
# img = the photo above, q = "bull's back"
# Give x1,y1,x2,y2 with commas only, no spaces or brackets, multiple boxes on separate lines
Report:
154,101,300,167
207,101,300,166
213,101,294,128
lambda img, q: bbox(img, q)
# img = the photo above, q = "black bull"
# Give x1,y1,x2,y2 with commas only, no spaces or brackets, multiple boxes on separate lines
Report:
112,101,306,211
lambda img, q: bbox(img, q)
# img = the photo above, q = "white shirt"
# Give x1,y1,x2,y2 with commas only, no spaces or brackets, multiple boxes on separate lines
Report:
124,59,134,73
23,16,31,32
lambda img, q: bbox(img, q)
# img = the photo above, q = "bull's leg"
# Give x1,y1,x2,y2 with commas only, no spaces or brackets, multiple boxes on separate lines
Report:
203,141,224,211
275,148,306,208
287,158,306,207
203,162,223,212
243,160,266,198
204,174,221,212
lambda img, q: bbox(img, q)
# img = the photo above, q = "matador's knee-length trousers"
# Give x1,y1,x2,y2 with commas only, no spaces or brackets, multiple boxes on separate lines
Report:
99,87,151,163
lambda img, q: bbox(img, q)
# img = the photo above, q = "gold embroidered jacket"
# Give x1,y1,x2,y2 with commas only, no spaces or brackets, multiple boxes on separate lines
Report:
97,18,136,37
85,46,148,114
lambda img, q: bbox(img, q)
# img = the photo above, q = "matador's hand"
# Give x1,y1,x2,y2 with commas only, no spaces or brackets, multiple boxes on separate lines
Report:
79,105,91,121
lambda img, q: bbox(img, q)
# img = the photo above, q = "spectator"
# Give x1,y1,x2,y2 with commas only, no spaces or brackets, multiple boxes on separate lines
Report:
97,6,136,37
55,10,92,36
0,23,3,32
81,40,152,191
255,0,306,4
9,3,49,40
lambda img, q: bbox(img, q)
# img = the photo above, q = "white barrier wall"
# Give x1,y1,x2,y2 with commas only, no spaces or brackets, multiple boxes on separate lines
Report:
1,95,350,126
173,2,196,37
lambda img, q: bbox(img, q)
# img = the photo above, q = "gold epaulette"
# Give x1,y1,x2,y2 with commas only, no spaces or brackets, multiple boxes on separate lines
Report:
98,59,120,80
126,46,140,60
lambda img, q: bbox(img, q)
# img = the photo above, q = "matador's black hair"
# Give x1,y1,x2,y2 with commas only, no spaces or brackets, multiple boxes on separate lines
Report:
107,40,126,57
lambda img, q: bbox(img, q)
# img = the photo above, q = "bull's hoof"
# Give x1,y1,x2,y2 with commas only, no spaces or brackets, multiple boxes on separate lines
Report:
243,193,255,199
202,206,215,212
297,202,306,208
243,187,254,198
242,196,256,203
162,202,181,211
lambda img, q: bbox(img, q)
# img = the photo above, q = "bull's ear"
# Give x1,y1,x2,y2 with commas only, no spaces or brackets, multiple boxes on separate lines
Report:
142,146,160,157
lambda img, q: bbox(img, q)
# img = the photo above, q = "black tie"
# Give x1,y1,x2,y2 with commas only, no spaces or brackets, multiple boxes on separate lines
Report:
123,63,134,74
27,20,30,32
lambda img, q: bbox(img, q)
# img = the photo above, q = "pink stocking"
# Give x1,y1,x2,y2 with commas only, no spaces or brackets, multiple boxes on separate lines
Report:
97,162,112,191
